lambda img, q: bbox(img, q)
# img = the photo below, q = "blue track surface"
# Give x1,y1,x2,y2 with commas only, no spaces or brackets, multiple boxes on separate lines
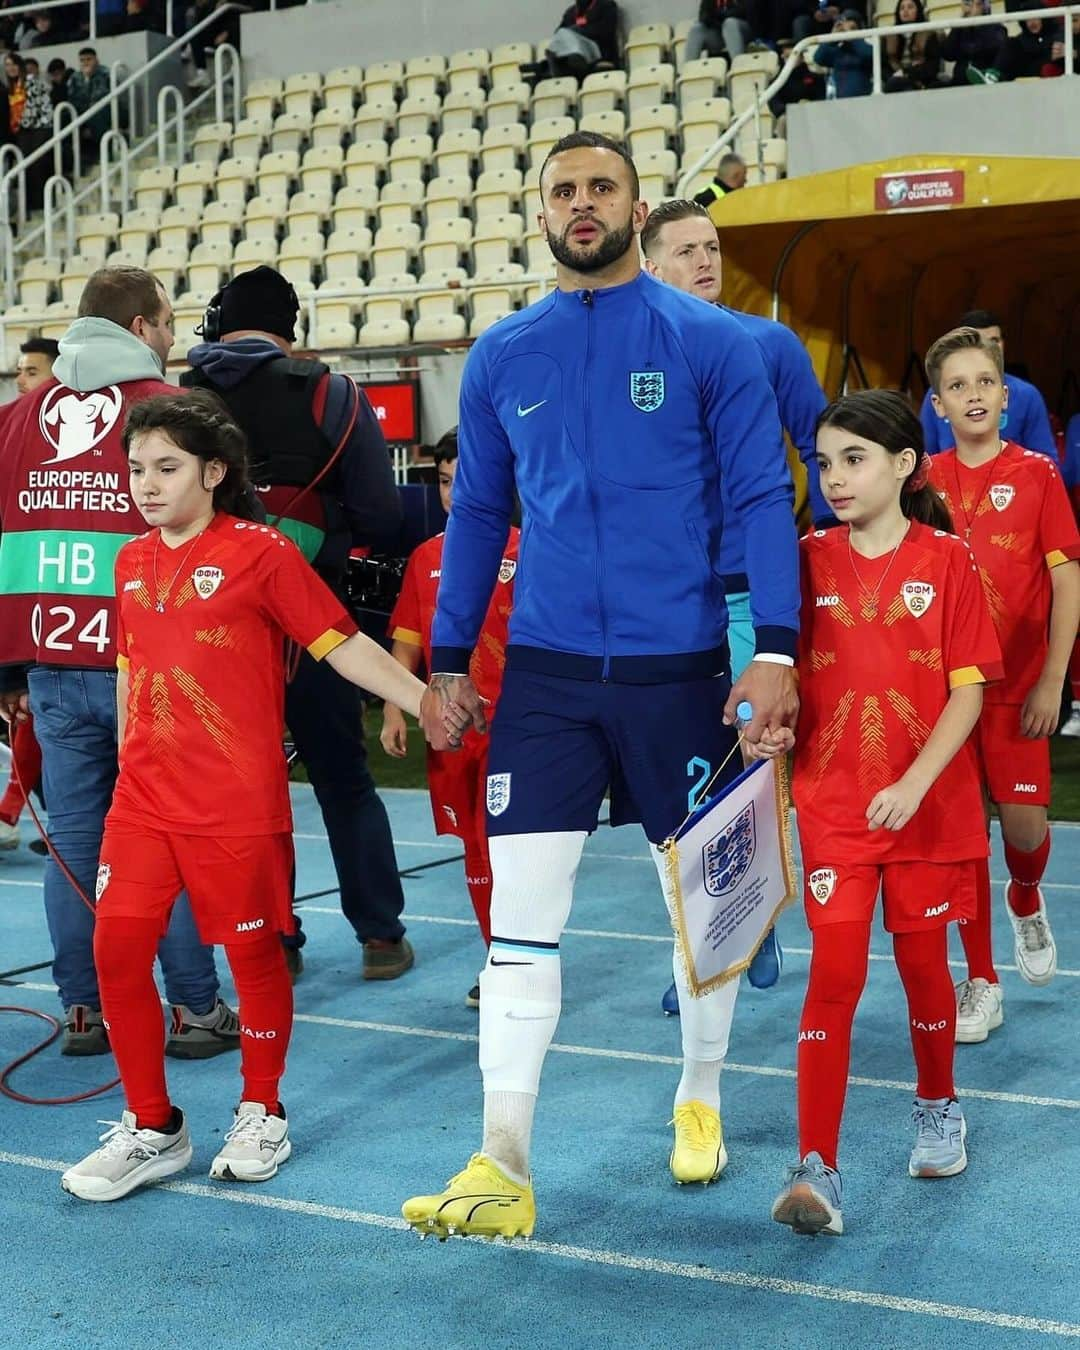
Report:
2,785,1079,1348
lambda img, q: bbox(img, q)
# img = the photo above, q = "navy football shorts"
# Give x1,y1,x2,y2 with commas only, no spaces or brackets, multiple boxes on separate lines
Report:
484,668,740,844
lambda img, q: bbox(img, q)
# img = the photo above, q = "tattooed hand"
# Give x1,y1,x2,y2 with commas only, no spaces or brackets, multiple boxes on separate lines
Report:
419,673,488,750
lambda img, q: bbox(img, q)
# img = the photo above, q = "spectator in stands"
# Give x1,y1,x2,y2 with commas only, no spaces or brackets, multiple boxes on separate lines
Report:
994,15,1058,77
26,12,63,46
5,51,52,208
814,10,874,97
94,0,127,38
546,0,621,79
884,0,941,89
769,41,826,118
1046,11,1080,73
186,0,242,91
69,47,111,152
685,0,758,61
943,0,1003,83
693,152,747,208
15,336,59,394
46,57,73,110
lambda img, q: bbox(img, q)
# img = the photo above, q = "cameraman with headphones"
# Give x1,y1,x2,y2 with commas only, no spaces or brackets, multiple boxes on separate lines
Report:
183,267,413,983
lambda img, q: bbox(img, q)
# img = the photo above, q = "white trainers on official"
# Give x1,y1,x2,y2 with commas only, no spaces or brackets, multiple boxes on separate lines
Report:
0,819,19,850
61,1109,192,1201
1006,886,1057,986
210,1101,291,1181
1059,703,1080,738
955,978,1004,1044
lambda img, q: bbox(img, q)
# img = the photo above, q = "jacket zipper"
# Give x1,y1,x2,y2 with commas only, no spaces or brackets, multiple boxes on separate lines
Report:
581,289,610,680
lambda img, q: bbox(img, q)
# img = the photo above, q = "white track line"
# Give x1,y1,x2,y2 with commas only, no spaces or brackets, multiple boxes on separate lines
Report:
0,1149,1076,1340
5,985,1076,1110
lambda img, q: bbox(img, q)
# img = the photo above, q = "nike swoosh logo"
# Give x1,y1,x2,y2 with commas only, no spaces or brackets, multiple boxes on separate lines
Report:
505,1011,555,1021
489,959,529,967
516,400,547,418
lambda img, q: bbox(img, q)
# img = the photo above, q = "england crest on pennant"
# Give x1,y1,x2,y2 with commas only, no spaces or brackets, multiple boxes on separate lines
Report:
989,483,1014,512
808,867,836,905
702,802,757,898
901,580,935,617
629,370,665,413
486,773,511,817
192,566,224,599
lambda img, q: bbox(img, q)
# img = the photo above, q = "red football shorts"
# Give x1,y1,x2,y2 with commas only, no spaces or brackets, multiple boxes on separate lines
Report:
974,702,1051,806
426,731,489,841
97,823,294,944
803,858,978,934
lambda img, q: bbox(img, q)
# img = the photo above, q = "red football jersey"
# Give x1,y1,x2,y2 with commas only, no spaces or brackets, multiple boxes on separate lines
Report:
793,521,1003,864
389,527,519,704
929,443,1080,704
110,513,357,835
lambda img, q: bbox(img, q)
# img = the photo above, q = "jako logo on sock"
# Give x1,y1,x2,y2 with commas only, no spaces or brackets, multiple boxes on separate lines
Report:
798,1029,827,1042
911,1019,948,1032
241,1027,277,1039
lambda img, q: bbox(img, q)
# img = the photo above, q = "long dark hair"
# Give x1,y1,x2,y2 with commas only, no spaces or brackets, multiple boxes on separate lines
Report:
816,390,954,531
122,389,258,520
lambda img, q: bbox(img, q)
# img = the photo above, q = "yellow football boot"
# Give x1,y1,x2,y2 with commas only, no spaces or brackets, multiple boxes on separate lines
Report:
670,1100,728,1185
402,1153,536,1240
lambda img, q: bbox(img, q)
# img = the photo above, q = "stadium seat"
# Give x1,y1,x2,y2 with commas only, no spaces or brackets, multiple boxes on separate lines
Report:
672,17,696,67
300,145,344,196
285,190,331,236
531,76,578,120
473,168,523,218
523,232,553,274
17,257,61,308
404,53,446,100
316,319,359,347
283,71,322,116
523,279,555,306
441,87,486,133
146,247,188,298
678,57,729,108
75,213,119,262
388,134,434,184
357,316,412,348
728,52,780,114
424,175,473,223
311,108,351,149
362,60,403,105
41,300,77,341
733,114,776,155
395,94,441,139
624,22,671,69
527,116,576,168
323,228,373,279
244,194,289,242
626,104,674,155
489,41,533,88
627,63,675,114
243,77,282,122
117,208,159,257
232,238,278,276
378,179,424,229
470,264,524,335
133,166,174,212
270,112,312,155
480,123,526,173
580,109,628,141
352,105,396,144
419,217,472,273
472,213,524,270
216,156,260,203
412,311,467,343
446,48,489,93
199,199,244,248
433,128,481,179
230,118,272,160
681,100,734,156
332,184,378,233
314,276,366,328
174,161,217,209
277,234,324,291
416,266,468,306
579,70,627,116
106,242,148,270
191,121,231,164
370,223,421,277
58,253,97,303
745,164,781,186
3,305,42,351
187,242,228,293
171,295,205,351
485,83,531,128
157,205,195,251
322,65,363,114
344,141,389,189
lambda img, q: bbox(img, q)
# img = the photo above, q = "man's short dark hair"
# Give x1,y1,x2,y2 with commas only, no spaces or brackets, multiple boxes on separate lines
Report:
640,199,712,258
47,58,67,75
433,427,458,467
539,131,640,199
78,266,164,329
959,308,1001,332
20,337,60,360
78,47,97,58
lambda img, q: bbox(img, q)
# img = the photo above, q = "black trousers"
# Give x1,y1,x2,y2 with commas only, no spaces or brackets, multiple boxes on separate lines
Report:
284,650,406,949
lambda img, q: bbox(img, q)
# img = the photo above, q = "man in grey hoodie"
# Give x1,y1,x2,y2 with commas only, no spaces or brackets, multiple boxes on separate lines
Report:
0,266,239,1058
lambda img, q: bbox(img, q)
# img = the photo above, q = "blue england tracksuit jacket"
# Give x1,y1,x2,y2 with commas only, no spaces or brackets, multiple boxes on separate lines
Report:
430,271,800,683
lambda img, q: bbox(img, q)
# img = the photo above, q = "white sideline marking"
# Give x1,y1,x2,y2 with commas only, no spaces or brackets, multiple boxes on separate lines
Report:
1,1149,1077,1340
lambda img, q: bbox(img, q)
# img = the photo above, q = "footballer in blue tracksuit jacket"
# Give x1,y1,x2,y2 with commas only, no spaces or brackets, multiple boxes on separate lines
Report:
403,135,801,1239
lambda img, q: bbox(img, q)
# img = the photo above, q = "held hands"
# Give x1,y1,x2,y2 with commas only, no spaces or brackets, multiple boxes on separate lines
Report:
1020,677,1061,740
725,661,799,760
379,705,409,758
419,673,488,752
866,774,927,832
0,689,30,725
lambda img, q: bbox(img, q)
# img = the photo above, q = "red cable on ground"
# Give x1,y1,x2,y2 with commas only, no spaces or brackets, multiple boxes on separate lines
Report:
0,733,121,1105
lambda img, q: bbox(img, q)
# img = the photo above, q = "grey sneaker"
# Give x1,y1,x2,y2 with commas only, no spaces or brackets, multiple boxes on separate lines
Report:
165,998,241,1060
955,977,1003,1044
772,1152,843,1235
210,1101,291,1182
909,1098,967,1178
61,1109,192,1202
1005,886,1057,986
61,1005,110,1057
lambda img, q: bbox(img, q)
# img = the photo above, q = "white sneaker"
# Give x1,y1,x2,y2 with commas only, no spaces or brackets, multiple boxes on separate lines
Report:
1059,704,1080,738
210,1102,291,1181
1006,886,1057,986
0,819,19,850
61,1109,192,1201
955,978,1004,1043
187,68,211,90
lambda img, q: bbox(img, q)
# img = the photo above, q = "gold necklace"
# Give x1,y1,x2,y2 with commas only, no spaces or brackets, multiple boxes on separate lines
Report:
950,444,1003,540
847,521,910,618
152,530,204,613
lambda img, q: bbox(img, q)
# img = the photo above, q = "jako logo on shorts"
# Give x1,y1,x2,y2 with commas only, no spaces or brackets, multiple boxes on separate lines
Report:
923,902,949,917
235,918,265,932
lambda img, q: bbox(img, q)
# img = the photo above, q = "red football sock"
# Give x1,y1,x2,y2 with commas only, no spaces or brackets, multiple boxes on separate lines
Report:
957,855,998,984
0,719,42,825
463,834,493,947
1004,831,1050,918
93,916,171,1130
225,934,293,1112
894,926,956,1101
796,921,871,1170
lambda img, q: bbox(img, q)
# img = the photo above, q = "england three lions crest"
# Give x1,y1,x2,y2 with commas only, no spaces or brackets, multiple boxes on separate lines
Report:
193,566,224,599
486,773,511,817
701,802,756,898
629,370,665,413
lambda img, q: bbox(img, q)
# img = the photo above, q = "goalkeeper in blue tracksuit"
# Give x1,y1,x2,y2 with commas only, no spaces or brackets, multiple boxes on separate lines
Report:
405,133,801,1239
